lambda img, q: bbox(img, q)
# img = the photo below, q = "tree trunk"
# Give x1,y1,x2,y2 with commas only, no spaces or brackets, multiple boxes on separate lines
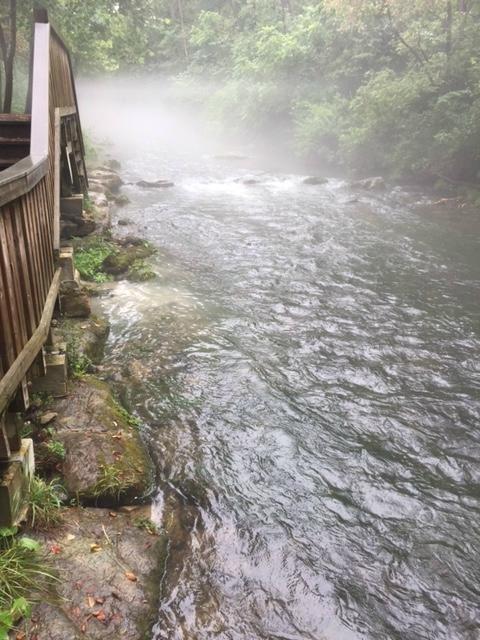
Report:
2,0,16,113
445,0,452,58
176,0,189,61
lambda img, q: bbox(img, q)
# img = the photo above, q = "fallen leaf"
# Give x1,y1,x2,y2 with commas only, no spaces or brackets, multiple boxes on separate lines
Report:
90,543,102,553
16,632,26,640
109,511,117,518
125,571,137,582
49,543,62,554
87,595,96,608
93,609,107,623
66,533,76,542
95,597,105,604
81,623,87,634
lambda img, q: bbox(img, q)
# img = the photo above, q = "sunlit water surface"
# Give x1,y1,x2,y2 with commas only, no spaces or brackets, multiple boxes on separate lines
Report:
80,81,480,640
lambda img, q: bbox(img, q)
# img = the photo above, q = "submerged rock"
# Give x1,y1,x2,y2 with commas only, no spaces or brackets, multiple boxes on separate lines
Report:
303,176,328,185
27,506,167,639
50,375,155,506
136,179,174,189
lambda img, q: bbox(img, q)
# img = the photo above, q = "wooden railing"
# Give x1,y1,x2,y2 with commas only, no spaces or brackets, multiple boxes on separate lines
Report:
0,10,86,442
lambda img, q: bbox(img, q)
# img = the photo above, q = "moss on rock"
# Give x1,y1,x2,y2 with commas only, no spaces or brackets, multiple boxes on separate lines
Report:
48,376,155,506
102,240,156,277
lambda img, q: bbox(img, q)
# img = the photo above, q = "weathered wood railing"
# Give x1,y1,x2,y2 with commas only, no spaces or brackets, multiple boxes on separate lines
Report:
0,10,87,454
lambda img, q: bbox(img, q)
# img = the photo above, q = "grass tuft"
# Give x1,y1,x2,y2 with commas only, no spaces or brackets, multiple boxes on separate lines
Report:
27,477,63,530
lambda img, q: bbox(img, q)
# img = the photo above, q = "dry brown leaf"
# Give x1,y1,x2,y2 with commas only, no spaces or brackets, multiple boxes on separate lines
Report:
125,571,138,582
95,596,105,604
87,595,96,608
16,632,26,640
90,543,102,553
93,609,107,623
108,511,117,518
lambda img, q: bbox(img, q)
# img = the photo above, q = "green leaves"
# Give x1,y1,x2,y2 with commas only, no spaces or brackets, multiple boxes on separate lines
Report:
17,538,40,552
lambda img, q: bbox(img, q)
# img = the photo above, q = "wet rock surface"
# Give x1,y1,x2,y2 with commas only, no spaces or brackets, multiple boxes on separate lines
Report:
27,506,167,640
102,238,156,277
60,281,91,318
136,179,174,189
50,376,154,506
58,312,110,365
303,176,328,185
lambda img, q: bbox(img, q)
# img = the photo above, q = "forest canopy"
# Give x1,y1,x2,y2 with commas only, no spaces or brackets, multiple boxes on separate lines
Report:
5,0,480,181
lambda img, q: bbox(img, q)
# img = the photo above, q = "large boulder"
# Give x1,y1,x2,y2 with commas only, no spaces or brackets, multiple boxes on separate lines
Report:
89,169,123,193
50,376,154,506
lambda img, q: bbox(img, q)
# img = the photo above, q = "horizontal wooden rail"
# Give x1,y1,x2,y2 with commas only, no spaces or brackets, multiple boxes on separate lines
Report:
0,156,48,208
0,268,61,416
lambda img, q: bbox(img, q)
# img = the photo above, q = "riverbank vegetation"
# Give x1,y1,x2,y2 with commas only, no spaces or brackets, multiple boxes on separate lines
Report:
7,0,480,184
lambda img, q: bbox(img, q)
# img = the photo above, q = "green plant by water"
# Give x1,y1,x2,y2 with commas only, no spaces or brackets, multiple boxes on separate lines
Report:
0,528,56,639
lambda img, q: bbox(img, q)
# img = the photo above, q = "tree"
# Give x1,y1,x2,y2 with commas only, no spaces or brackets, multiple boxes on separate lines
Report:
0,0,17,112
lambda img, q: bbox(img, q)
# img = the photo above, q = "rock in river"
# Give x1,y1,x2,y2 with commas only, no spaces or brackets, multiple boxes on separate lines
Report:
303,176,329,185
136,179,174,188
49,375,155,506
351,176,386,190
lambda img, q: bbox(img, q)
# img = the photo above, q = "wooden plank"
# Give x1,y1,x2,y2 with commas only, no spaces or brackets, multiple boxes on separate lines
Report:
53,108,60,250
0,264,16,370
3,207,30,348
10,202,37,337
58,106,76,117
0,215,24,358
17,195,42,327
0,420,11,460
0,268,61,417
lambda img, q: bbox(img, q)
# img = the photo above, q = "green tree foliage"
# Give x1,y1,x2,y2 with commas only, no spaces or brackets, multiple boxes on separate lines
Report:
11,0,480,181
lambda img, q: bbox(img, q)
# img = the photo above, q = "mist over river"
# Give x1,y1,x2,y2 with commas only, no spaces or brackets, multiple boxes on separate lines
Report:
79,79,480,640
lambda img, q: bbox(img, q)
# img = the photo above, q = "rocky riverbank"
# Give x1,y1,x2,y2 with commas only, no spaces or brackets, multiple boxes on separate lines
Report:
17,162,167,639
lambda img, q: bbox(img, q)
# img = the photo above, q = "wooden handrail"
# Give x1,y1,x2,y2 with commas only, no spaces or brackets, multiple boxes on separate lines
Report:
0,156,48,208
0,268,61,417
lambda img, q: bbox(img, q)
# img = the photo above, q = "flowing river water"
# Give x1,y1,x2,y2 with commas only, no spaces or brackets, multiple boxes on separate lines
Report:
80,81,480,640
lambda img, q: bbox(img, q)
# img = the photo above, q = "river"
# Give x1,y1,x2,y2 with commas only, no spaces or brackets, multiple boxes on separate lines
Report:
80,80,480,640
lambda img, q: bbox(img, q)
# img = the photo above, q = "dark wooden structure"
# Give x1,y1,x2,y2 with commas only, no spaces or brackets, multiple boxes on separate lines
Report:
0,10,87,463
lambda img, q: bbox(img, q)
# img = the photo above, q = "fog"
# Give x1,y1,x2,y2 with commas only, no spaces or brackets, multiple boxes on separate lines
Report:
77,75,316,175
